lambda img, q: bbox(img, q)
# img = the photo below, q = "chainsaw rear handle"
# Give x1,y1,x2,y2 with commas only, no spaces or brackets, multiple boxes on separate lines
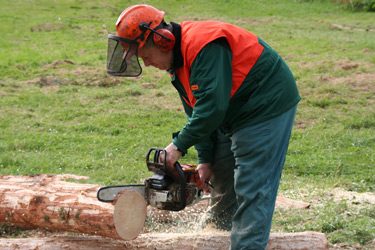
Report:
146,148,187,211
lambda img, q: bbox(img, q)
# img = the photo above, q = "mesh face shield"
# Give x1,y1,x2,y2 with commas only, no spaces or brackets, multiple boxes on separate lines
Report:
107,34,142,77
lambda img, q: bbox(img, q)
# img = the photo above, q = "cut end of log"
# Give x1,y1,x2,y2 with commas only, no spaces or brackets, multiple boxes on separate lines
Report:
113,190,147,240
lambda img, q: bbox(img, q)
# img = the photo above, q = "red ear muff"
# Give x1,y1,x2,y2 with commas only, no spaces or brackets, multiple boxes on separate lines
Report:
153,29,175,52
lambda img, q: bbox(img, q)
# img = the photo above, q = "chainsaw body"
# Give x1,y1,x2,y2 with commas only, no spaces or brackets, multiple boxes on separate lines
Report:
97,148,205,211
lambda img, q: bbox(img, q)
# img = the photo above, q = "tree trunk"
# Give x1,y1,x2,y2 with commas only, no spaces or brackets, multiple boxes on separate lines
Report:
0,232,329,250
0,174,323,249
0,174,127,239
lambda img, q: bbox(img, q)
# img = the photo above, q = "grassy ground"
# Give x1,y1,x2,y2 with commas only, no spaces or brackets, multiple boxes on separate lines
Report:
0,0,374,248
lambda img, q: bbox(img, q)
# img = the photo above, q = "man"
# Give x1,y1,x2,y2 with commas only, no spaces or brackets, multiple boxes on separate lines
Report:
107,4,300,250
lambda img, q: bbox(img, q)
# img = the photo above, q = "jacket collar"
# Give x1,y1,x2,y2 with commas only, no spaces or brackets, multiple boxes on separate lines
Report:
167,22,183,74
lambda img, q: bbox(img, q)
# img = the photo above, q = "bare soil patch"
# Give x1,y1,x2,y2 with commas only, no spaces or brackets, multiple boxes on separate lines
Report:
330,71,375,93
332,188,375,206
44,59,75,69
30,22,65,32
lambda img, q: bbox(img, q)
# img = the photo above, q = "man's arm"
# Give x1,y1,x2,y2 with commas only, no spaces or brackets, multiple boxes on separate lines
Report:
172,38,233,157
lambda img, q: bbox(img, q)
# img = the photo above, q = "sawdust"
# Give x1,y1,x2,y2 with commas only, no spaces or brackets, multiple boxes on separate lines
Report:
144,200,209,234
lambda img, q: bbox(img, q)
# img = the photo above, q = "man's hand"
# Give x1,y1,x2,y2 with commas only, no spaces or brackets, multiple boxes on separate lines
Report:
197,163,212,193
161,143,183,176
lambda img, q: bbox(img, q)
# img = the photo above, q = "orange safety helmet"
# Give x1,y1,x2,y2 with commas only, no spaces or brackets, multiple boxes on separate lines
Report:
116,4,165,49
106,5,175,77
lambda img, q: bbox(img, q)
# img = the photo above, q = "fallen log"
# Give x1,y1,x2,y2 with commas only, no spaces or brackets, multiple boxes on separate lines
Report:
276,196,311,209
0,231,329,250
0,174,317,248
0,174,144,240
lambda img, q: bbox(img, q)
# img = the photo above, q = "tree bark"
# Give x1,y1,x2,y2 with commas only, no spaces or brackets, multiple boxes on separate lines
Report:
0,232,329,250
0,174,125,239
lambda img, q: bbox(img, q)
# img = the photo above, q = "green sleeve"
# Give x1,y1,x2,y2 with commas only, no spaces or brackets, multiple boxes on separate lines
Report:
194,132,217,164
176,95,216,163
172,40,233,162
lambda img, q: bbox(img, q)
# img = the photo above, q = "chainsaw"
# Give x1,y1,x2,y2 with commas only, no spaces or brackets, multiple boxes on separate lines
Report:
97,147,208,211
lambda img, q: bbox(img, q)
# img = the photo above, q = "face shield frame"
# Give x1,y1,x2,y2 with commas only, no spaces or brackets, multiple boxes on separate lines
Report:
107,34,143,77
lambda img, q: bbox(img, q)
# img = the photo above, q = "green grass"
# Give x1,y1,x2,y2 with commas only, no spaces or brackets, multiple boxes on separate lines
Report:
1,0,374,248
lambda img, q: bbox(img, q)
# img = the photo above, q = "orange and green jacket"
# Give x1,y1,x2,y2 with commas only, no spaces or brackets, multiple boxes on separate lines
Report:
169,21,300,163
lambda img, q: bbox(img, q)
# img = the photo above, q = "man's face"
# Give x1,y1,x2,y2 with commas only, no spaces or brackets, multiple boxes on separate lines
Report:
138,45,172,71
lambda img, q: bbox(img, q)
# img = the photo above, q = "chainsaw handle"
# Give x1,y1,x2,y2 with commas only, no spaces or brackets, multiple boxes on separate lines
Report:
146,147,166,171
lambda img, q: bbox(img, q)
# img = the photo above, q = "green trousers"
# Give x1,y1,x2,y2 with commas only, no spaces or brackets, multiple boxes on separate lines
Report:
205,105,297,250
